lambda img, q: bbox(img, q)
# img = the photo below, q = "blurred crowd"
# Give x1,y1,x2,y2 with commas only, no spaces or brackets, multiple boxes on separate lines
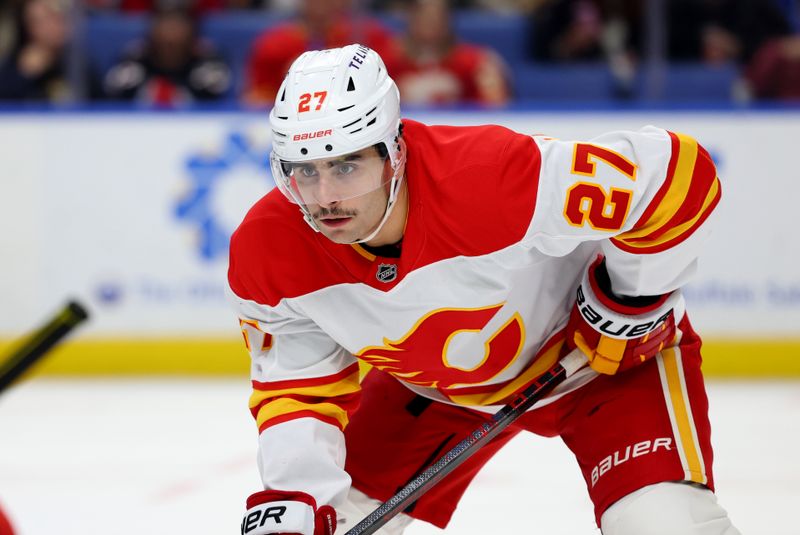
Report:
0,0,799,105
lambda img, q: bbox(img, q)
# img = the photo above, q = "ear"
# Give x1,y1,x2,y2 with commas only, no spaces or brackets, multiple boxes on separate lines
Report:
395,136,408,174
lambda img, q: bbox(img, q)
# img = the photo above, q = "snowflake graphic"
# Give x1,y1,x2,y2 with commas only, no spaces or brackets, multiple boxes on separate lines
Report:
174,131,272,261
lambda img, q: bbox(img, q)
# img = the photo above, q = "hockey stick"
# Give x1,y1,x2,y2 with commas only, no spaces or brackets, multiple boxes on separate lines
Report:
345,348,588,535
0,300,90,394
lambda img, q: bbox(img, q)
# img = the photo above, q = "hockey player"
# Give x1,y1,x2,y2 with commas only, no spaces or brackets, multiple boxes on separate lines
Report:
228,44,740,534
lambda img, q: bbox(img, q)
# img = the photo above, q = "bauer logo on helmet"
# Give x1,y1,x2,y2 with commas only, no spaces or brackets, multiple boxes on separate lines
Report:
292,129,333,142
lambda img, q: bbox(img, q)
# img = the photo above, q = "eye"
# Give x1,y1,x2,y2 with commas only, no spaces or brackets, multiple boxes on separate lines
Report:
295,165,317,178
336,163,356,175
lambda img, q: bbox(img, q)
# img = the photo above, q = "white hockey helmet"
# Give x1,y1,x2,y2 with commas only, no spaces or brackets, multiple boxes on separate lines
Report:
269,44,404,240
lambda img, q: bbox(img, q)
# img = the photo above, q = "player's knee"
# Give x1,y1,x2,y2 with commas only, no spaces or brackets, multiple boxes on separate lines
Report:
334,487,414,535
600,482,740,535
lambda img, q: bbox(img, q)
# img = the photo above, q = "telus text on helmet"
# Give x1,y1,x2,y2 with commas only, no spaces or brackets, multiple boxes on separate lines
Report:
293,129,332,141
348,45,370,69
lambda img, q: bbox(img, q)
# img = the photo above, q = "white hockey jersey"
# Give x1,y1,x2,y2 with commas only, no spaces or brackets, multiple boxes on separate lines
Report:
227,119,720,509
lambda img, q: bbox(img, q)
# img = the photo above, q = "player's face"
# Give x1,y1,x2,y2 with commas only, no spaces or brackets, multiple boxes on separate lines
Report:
286,147,394,243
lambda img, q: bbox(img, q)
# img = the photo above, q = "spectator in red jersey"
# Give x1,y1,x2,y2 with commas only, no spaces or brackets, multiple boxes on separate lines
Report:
102,7,231,105
387,0,510,106
243,0,396,105
745,35,800,100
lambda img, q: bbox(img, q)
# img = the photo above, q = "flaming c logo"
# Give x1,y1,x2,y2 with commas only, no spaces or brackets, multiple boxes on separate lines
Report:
356,304,525,390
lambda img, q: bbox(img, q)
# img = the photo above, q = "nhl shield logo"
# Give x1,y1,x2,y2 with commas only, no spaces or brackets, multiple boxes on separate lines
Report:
376,263,398,283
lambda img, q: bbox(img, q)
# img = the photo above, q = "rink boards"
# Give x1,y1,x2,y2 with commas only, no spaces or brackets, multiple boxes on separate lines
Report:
0,108,798,376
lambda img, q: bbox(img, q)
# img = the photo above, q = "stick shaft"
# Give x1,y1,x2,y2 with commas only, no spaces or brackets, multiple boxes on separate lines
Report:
0,300,90,392
345,350,586,535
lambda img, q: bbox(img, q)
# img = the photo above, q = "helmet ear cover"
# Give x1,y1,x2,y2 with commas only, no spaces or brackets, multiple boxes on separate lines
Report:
375,142,389,160
375,122,404,160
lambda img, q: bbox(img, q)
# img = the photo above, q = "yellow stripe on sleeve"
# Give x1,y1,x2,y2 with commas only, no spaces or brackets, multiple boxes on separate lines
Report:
618,132,698,241
255,398,350,430
248,373,361,410
616,176,720,250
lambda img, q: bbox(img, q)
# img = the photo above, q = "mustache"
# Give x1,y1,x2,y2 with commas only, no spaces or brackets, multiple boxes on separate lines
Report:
313,207,357,219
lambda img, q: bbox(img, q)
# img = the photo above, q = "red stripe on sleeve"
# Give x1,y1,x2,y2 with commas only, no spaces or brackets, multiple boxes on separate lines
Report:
258,410,349,433
249,392,361,420
613,181,721,254
627,143,717,245
628,131,681,231
252,363,360,391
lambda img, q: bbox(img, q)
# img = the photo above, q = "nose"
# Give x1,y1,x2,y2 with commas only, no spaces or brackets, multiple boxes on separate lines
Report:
313,173,340,207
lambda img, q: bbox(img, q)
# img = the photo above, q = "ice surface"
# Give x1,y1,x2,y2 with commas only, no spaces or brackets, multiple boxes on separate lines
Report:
0,379,797,534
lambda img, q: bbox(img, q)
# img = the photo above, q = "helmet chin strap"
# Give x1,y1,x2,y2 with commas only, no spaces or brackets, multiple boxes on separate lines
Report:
301,209,321,233
352,153,406,244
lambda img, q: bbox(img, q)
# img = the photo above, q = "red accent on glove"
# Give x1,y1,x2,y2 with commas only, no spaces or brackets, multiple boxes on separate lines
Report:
243,490,336,535
565,256,678,375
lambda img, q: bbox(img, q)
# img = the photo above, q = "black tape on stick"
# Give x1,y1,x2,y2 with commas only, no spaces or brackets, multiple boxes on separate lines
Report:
0,301,90,392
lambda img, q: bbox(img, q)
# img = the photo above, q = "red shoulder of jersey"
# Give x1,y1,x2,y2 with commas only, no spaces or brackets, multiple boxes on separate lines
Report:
401,119,540,258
